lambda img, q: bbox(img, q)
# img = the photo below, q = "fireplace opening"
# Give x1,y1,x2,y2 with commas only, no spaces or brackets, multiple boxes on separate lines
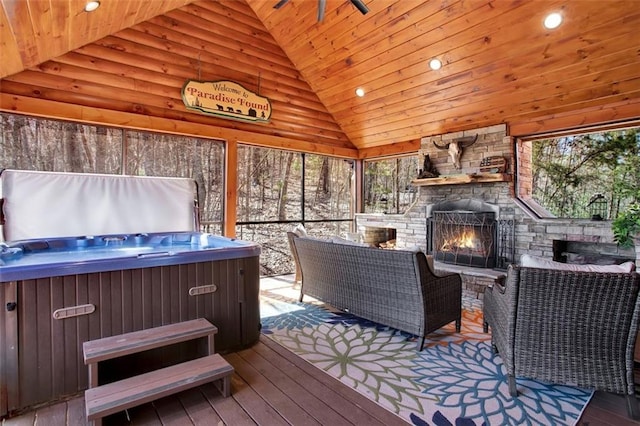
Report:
362,226,397,248
553,240,635,265
431,210,496,268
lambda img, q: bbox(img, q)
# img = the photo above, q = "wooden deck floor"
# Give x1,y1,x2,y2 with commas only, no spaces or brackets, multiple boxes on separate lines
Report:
2,336,407,426
4,337,639,426
2,274,640,426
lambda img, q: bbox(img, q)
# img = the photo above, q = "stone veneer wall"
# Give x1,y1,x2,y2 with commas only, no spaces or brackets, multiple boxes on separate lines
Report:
355,124,639,297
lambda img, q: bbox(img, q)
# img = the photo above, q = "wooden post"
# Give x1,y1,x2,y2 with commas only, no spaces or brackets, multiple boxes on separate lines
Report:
224,139,238,238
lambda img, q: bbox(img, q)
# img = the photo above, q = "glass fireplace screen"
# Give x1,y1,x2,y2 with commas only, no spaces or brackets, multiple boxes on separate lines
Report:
431,210,496,268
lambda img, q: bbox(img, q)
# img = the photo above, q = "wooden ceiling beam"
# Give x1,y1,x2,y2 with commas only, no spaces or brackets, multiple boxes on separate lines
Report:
194,1,272,34
110,26,321,100
250,0,323,37
152,13,290,68
358,139,421,160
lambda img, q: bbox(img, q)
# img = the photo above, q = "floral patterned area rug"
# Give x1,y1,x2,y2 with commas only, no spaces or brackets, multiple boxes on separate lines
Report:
259,276,593,426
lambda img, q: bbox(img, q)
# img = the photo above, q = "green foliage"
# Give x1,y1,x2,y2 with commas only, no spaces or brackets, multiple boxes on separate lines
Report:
612,202,640,248
531,129,639,219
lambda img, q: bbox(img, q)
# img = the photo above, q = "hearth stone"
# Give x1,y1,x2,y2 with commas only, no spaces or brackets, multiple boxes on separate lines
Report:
434,261,506,300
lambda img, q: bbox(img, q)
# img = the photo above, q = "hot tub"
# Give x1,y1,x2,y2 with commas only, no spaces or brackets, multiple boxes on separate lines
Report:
0,232,261,417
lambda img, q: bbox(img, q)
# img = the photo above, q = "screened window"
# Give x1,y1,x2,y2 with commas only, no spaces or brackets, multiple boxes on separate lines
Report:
236,145,353,225
517,126,640,219
236,145,354,275
236,146,303,222
125,131,224,230
363,155,418,214
0,113,225,232
304,154,352,221
1,113,122,174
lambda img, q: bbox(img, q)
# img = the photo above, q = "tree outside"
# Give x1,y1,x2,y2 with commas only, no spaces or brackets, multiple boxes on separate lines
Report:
364,156,418,214
530,128,640,219
235,145,354,276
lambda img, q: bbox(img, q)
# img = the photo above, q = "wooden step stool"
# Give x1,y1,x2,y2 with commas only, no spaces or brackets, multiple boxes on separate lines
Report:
83,318,233,426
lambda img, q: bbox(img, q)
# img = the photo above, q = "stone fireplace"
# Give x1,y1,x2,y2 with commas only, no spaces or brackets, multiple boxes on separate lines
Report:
355,124,638,299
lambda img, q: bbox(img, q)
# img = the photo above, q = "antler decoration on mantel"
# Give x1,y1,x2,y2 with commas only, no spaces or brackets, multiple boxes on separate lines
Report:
433,134,479,169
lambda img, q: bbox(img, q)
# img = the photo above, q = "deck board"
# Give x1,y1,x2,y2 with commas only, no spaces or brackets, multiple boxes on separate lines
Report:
153,395,189,425
66,397,86,426
200,383,255,426
239,343,355,425
2,272,639,426
122,403,162,425
177,388,222,426
226,351,322,426
254,337,400,425
579,391,640,426
226,365,290,426
1,336,638,426
2,336,404,426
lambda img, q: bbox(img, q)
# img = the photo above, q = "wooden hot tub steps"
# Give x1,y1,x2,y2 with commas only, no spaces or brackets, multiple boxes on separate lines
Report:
83,318,218,367
85,353,233,423
82,318,233,426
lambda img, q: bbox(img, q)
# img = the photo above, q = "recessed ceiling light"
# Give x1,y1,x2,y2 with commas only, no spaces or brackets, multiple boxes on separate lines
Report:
429,58,442,70
544,12,562,29
84,1,100,12
355,88,365,97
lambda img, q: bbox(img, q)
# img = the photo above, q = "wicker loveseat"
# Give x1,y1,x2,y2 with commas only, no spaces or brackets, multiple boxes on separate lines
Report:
483,264,640,418
289,233,462,350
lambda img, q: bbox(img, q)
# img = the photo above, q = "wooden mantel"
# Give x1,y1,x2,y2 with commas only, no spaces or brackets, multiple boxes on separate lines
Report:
411,173,512,186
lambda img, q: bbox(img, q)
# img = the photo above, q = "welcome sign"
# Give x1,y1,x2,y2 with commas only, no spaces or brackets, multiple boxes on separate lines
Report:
181,80,272,123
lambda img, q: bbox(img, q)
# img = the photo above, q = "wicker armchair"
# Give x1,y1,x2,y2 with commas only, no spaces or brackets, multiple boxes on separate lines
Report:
483,265,640,419
290,234,462,351
286,231,302,282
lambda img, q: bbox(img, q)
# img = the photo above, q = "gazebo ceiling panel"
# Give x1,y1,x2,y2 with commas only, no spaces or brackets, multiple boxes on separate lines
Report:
0,0,354,151
247,0,640,148
0,0,194,77
1,0,639,155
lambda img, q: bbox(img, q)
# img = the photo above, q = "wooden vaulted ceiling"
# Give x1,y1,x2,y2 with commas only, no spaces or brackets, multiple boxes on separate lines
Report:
1,0,639,159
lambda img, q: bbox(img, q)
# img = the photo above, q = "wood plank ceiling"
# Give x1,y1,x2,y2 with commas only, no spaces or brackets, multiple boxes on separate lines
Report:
1,0,639,159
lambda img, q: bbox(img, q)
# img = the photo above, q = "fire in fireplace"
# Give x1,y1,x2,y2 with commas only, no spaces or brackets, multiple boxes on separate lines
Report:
431,210,496,268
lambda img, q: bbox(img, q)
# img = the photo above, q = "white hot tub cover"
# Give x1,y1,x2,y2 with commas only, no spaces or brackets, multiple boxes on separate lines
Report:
0,170,198,241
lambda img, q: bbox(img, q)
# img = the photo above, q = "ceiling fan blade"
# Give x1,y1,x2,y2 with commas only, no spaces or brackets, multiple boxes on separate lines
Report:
273,0,289,10
274,0,366,22
317,0,326,22
350,0,369,15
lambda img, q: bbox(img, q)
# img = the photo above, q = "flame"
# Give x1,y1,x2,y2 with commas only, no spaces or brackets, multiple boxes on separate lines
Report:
441,230,480,251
